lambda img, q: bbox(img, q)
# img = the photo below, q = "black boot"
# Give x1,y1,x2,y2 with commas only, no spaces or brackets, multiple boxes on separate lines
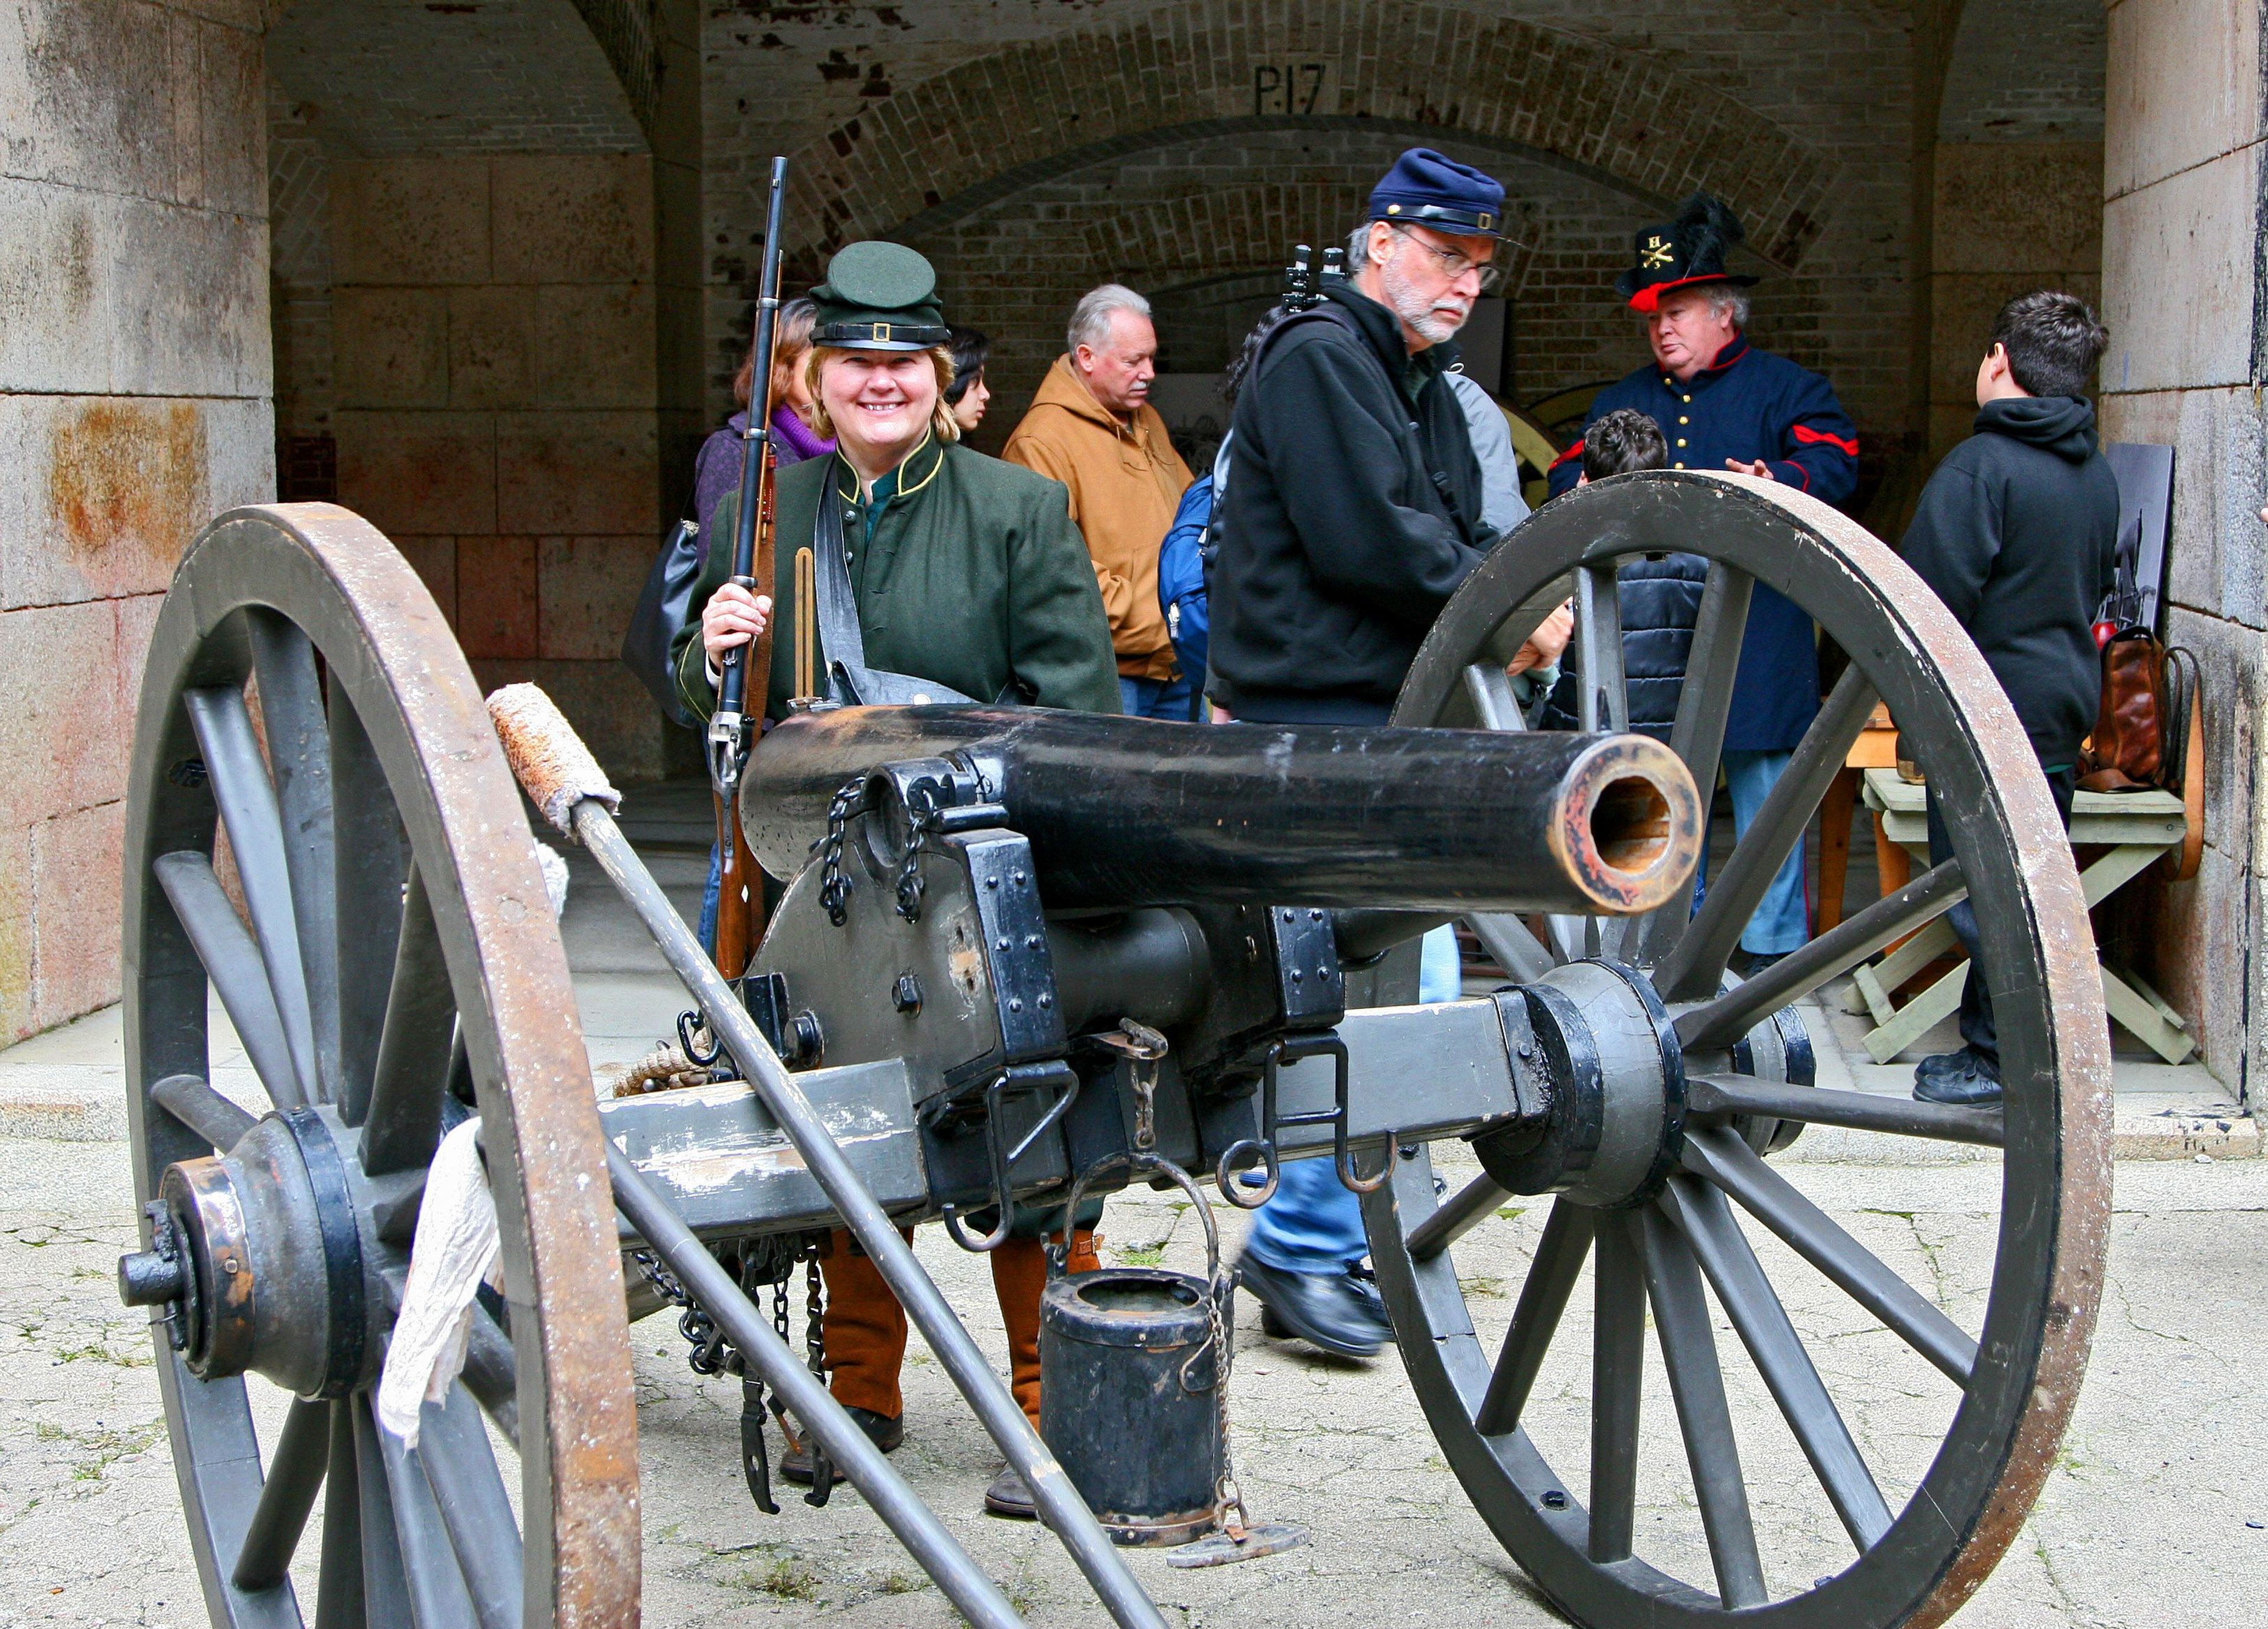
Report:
780,1405,902,1485
1914,1046,2002,1106
1237,1256,1390,1358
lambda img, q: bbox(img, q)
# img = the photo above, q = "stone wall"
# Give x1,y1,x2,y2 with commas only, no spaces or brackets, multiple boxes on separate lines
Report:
0,0,275,1044
322,152,671,779
2099,0,2268,1094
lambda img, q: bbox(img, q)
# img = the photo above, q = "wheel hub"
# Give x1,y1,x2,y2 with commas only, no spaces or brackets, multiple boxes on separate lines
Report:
1474,961,1813,1207
118,1109,369,1397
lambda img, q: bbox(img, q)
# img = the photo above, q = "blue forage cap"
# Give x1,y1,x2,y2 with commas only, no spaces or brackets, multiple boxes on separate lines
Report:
1367,148,1507,240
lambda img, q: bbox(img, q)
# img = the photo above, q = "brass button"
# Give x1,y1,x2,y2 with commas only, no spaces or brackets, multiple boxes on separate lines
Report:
1679,416,1689,425
1682,394,1692,402
1676,438,1687,448
1673,461,1686,469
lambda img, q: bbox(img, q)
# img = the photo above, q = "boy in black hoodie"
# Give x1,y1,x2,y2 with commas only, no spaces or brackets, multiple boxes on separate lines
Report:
1901,291,2118,1105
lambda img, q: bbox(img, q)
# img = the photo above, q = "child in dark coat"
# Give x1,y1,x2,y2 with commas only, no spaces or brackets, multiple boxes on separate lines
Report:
1901,291,2119,1105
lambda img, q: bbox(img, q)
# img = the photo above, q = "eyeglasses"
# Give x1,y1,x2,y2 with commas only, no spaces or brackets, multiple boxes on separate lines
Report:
1387,224,1503,294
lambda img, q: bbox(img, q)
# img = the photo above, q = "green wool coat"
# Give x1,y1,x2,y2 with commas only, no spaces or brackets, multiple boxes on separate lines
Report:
672,434,1122,723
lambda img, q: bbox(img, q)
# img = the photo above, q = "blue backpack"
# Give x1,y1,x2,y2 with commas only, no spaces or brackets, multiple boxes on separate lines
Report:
1158,473,1216,695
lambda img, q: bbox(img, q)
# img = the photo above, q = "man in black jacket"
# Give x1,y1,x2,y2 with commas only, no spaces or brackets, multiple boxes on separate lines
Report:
1207,148,1497,724
1208,149,1503,1357
1901,290,2118,1105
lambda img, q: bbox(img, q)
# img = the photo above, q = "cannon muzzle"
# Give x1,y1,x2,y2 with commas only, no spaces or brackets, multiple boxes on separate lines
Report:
744,706,1701,917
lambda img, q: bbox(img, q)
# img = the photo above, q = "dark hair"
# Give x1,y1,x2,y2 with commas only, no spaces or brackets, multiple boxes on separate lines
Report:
1990,290,2109,400
733,296,820,410
1583,408,1667,481
945,326,990,405
1223,304,1298,406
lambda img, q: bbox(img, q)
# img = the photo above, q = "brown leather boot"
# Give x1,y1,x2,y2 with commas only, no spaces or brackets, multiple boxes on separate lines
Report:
986,1227,1098,1517
812,1227,914,1412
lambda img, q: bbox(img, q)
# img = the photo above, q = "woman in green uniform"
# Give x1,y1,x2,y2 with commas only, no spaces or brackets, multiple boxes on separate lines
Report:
670,243,1119,1520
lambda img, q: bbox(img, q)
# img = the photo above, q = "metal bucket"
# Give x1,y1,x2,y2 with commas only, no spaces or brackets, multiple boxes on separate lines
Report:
1039,1154,1228,1547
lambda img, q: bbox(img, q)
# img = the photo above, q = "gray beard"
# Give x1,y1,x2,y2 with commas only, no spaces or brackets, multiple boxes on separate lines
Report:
1380,252,1467,346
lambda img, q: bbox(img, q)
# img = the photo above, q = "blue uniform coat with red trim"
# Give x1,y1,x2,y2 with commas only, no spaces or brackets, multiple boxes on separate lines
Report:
1546,336,1859,751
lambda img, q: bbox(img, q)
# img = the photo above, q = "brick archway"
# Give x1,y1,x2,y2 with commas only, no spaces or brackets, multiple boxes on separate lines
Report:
781,0,1833,276
1080,177,1540,293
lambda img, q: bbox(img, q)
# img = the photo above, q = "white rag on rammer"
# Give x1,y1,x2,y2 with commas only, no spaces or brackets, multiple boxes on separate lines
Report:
376,1117,500,1448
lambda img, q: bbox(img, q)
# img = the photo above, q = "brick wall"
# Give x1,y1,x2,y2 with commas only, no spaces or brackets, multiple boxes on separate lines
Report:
0,0,274,1043
324,154,670,779
2099,0,2268,1094
1925,0,2106,464
702,0,1911,499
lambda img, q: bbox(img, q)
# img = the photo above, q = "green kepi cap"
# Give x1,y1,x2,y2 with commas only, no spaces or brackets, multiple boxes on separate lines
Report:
810,242,949,351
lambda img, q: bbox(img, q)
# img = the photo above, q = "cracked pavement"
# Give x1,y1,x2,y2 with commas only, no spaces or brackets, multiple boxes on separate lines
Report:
3,1136,2263,1627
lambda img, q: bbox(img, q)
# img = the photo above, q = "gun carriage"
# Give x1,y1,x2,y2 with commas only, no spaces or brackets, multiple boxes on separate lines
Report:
111,471,2108,1628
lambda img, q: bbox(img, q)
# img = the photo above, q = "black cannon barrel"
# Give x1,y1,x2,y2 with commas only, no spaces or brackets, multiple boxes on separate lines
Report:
744,706,1702,916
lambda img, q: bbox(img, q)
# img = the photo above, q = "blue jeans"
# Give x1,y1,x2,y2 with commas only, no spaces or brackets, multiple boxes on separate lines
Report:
1119,673,1196,720
698,841,721,955
1244,926,1459,1274
1720,749,1809,956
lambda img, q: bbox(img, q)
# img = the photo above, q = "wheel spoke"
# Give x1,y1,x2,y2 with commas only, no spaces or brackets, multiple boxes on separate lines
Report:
1462,661,1528,730
184,686,320,1104
149,1071,258,1153
1633,562,1755,963
154,852,306,1110
1657,667,1878,1001
373,1406,480,1628
1474,1200,1596,1436
1660,1176,1894,1550
1687,1074,2003,1148
232,1396,331,1592
417,1384,524,1629
361,865,457,1177
247,610,341,1102
1682,1129,1976,1383
1675,862,1968,1053
460,1304,522,1452
1466,913,1555,982
1407,1171,1508,1260
330,674,409,1126
1638,1202,1768,1609
1588,1209,1644,1563
315,1400,367,1629
1574,563,1629,734
349,1395,417,1628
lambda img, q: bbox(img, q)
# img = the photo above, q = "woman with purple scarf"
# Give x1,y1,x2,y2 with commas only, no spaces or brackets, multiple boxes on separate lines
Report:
694,296,832,952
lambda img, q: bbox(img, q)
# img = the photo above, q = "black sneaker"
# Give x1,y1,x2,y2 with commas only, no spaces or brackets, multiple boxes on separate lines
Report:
1237,1256,1390,1358
983,1464,1038,1519
1914,1047,2002,1106
780,1405,902,1485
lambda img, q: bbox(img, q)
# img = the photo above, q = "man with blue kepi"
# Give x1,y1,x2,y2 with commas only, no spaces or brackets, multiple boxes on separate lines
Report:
1209,149,1507,1357
1547,193,1860,969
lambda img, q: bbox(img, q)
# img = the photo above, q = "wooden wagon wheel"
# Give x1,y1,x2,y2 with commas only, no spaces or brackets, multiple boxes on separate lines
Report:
1366,473,2111,1628
115,506,638,1627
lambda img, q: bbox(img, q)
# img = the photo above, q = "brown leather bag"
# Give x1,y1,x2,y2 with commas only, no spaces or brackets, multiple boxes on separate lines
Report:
2078,626,2164,790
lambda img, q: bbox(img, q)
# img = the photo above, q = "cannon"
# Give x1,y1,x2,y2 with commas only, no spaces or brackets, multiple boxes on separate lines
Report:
110,472,2107,1628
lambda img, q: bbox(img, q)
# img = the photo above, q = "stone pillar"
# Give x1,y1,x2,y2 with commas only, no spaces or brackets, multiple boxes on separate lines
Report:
2100,0,2268,1097
0,1,274,1043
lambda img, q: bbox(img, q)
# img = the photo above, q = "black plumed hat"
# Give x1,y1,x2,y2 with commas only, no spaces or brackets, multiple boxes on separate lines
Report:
1615,192,1761,311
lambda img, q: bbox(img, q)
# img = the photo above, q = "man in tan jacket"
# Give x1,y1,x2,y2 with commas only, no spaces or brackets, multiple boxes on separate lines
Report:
1003,284,1196,716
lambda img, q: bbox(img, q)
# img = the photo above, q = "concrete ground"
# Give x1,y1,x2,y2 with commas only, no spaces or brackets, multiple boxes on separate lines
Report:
3,782,2263,1627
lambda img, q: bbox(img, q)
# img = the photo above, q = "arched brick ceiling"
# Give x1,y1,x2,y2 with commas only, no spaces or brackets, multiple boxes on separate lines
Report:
265,0,650,155
781,0,1834,277
1938,0,2106,142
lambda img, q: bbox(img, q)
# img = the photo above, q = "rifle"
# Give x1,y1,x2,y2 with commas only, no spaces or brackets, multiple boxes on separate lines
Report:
707,155,790,978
